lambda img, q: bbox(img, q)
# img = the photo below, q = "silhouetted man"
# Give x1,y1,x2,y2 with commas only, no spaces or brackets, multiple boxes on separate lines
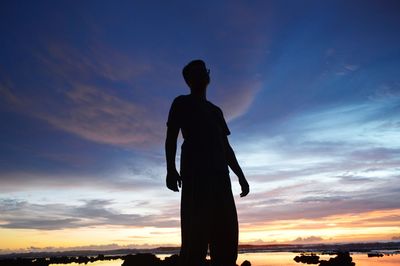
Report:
165,60,249,266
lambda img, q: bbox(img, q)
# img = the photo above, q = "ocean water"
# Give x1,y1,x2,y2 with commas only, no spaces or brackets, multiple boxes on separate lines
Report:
49,252,400,266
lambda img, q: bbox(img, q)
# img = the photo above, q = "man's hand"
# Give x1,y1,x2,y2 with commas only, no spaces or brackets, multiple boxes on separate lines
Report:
239,177,249,197
166,169,182,192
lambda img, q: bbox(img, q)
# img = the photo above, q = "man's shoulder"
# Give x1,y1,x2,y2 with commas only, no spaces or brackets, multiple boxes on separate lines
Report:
206,101,223,114
172,94,190,104
174,94,188,100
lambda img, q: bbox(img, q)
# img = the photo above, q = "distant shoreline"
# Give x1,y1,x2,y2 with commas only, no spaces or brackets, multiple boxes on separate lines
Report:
1,241,399,259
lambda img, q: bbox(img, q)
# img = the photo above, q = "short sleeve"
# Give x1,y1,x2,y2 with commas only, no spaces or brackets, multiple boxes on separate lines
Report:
166,97,182,128
217,107,231,136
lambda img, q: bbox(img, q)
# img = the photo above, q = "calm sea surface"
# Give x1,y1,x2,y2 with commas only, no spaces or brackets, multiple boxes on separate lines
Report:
49,252,400,266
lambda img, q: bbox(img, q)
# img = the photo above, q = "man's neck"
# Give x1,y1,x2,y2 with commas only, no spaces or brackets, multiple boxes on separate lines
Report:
190,89,207,100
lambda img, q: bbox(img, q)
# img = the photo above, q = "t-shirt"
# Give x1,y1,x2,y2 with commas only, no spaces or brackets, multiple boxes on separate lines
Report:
167,94,230,177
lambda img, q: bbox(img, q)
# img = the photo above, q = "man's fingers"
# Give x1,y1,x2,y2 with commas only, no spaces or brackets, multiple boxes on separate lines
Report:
167,184,179,192
168,181,179,192
166,171,182,192
166,177,179,192
240,186,249,197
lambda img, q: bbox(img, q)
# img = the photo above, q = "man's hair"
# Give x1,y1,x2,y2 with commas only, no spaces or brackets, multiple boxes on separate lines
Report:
182,59,207,86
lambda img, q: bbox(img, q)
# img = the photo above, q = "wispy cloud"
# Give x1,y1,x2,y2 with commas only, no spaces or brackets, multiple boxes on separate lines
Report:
344,64,359,71
1,41,168,148
0,198,178,230
216,80,262,121
0,168,162,193
0,83,23,107
291,236,324,243
36,41,153,84
236,179,400,224
36,83,162,147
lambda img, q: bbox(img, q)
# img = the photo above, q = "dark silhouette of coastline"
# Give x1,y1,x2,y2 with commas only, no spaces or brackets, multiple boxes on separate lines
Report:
122,254,251,266
0,253,123,266
1,241,400,259
0,253,252,266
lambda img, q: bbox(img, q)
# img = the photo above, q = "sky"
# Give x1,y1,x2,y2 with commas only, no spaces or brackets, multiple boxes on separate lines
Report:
0,0,400,253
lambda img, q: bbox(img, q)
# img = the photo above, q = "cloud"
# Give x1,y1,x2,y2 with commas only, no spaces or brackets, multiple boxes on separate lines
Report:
235,175,400,224
0,198,179,230
238,136,400,181
1,218,81,230
36,83,163,147
1,22,270,147
36,41,152,84
231,98,400,225
336,64,360,76
369,82,400,102
0,169,161,193
0,143,168,192
0,83,23,108
335,174,374,184
216,80,262,121
234,97,400,184
0,46,169,148
344,64,359,71
297,195,352,203
291,236,324,243
241,239,278,245
0,36,185,149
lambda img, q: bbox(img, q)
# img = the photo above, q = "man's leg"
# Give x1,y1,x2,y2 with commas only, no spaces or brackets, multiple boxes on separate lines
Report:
180,177,210,266
209,178,238,266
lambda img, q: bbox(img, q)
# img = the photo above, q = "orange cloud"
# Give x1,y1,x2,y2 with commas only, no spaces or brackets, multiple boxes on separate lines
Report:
216,80,262,121
36,83,163,147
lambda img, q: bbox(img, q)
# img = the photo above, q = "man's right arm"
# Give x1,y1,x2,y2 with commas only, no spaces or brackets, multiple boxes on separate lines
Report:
165,126,181,192
223,136,249,197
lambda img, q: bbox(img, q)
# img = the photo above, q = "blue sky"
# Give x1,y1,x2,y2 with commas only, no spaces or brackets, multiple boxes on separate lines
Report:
0,0,399,251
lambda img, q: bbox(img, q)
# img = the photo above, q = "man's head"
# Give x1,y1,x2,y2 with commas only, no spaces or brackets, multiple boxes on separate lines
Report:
182,60,210,91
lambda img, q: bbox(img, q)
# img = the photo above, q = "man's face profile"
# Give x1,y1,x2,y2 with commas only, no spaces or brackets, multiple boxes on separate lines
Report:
183,60,210,89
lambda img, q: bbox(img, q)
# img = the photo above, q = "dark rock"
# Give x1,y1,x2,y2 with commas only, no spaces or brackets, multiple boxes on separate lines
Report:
318,252,355,266
293,253,320,264
162,254,179,266
368,252,383,257
122,253,161,266
241,260,251,266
